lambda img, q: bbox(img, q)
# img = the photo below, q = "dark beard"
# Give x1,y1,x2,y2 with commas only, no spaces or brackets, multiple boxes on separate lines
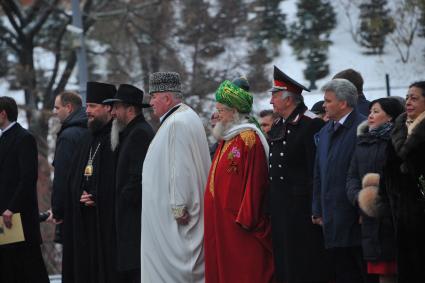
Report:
88,118,108,134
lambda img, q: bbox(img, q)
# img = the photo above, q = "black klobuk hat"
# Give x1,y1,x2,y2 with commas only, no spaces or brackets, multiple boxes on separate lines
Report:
86,81,116,104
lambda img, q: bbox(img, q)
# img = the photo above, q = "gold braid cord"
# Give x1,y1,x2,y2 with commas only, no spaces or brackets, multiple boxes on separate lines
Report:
208,140,232,198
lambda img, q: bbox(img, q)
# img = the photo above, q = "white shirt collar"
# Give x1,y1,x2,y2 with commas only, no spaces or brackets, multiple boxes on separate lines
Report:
337,111,352,125
0,121,16,137
160,103,182,123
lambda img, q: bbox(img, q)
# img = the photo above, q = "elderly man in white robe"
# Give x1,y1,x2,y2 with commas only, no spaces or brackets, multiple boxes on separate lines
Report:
141,72,211,283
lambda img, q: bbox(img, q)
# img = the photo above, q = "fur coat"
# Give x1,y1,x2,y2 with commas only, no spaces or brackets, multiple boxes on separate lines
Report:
360,112,425,283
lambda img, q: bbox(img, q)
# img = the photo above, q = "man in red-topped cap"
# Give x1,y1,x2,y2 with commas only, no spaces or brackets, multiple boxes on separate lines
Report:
268,66,333,283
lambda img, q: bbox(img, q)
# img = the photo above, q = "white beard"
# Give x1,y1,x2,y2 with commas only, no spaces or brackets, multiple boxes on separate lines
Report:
111,119,126,151
212,121,233,141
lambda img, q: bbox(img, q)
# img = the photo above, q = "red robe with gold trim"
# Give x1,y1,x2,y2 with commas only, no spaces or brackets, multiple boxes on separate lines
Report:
204,130,274,283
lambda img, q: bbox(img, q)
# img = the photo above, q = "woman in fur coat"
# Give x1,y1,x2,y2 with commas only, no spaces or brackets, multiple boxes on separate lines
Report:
360,81,425,283
347,98,404,283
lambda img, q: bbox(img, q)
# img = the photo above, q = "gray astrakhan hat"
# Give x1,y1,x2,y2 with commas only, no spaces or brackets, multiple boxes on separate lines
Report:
149,72,182,94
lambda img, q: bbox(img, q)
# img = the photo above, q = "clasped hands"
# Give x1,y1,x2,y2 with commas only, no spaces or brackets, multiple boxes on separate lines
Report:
80,190,96,207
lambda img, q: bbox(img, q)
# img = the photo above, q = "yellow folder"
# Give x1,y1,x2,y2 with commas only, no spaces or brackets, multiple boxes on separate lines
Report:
0,213,25,245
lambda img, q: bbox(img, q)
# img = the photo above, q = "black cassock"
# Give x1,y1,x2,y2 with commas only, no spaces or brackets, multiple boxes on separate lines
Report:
268,104,333,283
62,120,122,283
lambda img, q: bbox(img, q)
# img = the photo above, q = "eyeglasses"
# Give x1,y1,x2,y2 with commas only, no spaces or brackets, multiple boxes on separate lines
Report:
216,108,231,114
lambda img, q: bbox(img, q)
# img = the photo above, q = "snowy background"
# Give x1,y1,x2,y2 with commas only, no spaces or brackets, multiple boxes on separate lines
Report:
254,0,425,112
1,0,424,123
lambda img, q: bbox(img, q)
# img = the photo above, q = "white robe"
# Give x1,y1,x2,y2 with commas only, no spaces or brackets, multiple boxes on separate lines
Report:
141,104,211,283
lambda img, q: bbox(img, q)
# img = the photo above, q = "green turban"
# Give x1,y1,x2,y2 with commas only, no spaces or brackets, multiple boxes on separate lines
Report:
215,80,253,113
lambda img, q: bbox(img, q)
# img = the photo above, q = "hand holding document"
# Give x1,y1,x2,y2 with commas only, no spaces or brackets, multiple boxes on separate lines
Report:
0,213,25,245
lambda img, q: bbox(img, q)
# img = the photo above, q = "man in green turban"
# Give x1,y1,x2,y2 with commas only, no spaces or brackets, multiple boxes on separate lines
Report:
215,79,253,114
204,77,274,283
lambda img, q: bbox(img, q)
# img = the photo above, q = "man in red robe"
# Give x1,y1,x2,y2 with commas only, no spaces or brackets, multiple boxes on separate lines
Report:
204,78,274,283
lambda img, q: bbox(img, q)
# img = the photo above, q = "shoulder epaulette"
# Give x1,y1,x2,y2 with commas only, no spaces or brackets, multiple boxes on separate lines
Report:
240,130,256,149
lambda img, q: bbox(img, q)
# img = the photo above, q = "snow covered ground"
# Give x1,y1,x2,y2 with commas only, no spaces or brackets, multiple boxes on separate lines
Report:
2,0,424,118
254,0,425,112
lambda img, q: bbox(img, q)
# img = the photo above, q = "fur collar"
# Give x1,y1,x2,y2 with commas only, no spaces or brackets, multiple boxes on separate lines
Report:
357,120,369,136
408,111,425,136
392,112,425,160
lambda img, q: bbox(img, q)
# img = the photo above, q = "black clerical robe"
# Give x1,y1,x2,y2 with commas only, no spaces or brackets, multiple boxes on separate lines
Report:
62,120,122,283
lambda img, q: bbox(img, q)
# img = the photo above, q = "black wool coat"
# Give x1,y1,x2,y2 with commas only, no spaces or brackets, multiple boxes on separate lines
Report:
52,107,88,220
62,121,122,283
356,95,370,117
0,123,41,246
381,112,425,283
346,121,396,262
268,104,332,282
114,114,154,271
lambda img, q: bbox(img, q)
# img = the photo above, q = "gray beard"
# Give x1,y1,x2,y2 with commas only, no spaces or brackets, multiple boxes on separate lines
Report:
212,121,233,141
111,119,126,151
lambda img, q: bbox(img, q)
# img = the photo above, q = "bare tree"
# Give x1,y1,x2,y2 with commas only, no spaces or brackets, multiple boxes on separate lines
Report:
390,0,421,63
0,0,105,156
337,0,363,44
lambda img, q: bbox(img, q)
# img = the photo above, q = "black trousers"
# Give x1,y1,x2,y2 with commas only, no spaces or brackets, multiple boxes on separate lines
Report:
0,244,49,283
329,246,368,283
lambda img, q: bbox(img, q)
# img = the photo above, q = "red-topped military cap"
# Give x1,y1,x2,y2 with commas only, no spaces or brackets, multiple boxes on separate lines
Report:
268,65,310,94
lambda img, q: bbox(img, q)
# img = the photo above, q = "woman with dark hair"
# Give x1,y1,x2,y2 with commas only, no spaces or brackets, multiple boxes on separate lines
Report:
360,81,425,283
347,97,404,283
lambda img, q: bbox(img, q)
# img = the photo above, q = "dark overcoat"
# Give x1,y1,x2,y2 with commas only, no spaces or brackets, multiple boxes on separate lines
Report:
62,121,122,283
0,123,41,245
312,110,366,248
52,107,88,220
356,95,370,117
381,112,425,283
346,121,396,261
114,114,154,271
0,123,49,282
268,104,332,282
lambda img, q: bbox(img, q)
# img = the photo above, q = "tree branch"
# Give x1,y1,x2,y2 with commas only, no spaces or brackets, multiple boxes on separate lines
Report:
0,35,19,52
28,0,60,39
44,21,70,109
22,0,44,29
0,0,25,39
52,52,77,99
5,0,24,25
0,25,20,51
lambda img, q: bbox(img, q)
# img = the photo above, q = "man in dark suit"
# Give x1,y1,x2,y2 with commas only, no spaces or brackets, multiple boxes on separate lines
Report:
0,96,49,283
103,84,154,283
268,66,332,283
312,79,367,283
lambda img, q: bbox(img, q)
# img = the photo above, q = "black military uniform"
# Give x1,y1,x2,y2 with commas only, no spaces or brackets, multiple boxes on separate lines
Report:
268,66,332,283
